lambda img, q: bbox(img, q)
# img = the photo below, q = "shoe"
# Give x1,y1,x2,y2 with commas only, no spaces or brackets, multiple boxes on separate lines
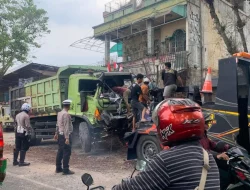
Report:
19,151,30,167
62,170,75,175
19,162,30,167
55,168,63,173
13,161,19,166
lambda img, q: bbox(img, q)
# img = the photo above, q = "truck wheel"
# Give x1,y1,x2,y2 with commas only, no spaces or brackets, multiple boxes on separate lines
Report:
136,135,161,162
30,129,41,146
79,122,91,153
72,130,80,147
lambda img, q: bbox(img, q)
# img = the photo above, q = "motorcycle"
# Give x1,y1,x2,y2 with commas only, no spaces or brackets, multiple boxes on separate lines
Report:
81,160,147,190
223,147,250,190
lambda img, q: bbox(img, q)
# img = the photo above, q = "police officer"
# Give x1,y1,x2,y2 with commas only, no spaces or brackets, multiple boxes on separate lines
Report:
13,103,32,167
54,99,74,175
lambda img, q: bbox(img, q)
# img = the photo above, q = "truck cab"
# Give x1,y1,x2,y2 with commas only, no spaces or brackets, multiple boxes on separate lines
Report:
67,72,133,152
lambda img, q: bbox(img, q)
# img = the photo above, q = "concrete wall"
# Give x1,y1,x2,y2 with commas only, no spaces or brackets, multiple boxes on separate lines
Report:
201,0,250,79
185,0,250,86
186,0,202,86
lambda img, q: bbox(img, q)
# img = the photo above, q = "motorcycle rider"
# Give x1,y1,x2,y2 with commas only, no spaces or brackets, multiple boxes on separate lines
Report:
200,125,230,190
13,103,32,167
113,99,220,190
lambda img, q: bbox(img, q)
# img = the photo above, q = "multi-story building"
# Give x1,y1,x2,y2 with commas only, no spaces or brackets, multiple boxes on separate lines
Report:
93,0,250,86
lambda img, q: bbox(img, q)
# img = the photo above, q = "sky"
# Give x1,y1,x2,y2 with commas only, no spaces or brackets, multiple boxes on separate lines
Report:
29,0,112,67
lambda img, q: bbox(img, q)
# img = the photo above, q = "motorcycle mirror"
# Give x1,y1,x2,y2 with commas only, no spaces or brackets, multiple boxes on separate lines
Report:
81,173,94,187
90,187,105,190
135,160,147,171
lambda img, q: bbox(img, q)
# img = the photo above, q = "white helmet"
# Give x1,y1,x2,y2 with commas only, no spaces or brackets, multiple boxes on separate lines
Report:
143,78,150,83
21,103,31,112
62,99,72,105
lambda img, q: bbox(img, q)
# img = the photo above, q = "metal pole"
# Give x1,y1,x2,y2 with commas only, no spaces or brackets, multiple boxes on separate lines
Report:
105,35,111,66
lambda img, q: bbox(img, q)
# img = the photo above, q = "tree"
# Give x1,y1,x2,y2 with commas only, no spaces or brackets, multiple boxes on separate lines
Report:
204,0,248,54
0,0,50,79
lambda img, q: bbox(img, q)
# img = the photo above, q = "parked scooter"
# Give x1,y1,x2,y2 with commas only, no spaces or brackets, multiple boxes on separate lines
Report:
224,147,250,190
81,160,147,190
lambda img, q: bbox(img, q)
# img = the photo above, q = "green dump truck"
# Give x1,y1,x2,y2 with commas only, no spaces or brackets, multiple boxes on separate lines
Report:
9,65,133,152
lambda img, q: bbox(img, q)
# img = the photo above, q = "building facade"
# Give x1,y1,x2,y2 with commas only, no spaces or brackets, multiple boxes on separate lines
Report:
93,0,250,87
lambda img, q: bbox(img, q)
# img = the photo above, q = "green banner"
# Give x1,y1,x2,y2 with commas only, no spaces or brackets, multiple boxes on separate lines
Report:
110,42,123,57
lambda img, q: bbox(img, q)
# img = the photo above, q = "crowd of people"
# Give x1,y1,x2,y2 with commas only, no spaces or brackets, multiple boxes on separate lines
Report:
12,61,230,189
115,62,183,130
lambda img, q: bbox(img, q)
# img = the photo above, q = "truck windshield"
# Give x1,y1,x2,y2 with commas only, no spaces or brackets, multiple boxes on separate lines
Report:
79,79,99,95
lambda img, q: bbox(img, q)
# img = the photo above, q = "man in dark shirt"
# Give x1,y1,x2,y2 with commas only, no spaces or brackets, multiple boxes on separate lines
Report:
130,74,144,130
162,62,183,99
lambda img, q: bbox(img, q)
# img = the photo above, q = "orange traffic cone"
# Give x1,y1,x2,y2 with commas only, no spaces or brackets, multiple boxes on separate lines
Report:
202,67,212,93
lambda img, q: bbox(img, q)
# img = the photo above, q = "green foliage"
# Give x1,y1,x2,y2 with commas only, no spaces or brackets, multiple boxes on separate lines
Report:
0,0,50,77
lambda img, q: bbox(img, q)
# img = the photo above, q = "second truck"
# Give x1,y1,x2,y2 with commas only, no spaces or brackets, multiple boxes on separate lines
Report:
9,65,133,152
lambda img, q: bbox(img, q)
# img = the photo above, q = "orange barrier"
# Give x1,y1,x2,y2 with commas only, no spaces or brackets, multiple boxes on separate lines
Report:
202,67,212,93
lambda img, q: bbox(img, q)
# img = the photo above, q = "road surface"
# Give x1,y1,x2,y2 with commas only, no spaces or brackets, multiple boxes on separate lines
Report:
1,132,133,190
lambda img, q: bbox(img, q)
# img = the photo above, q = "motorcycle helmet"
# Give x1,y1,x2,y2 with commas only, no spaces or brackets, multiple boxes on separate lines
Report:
21,103,32,112
152,98,205,146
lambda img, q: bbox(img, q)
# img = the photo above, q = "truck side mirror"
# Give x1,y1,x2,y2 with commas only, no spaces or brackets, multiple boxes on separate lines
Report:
80,91,88,112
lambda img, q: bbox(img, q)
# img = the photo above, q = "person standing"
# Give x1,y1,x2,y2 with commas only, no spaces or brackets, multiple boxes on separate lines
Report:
139,78,150,121
13,103,32,167
131,74,145,130
162,62,183,99
54,99,74,175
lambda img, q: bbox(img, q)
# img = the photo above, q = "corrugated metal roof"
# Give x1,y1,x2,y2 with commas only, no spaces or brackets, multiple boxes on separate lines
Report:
5,63,58,75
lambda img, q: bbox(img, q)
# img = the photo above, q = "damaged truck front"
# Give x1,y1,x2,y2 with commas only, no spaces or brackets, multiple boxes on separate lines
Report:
9,65,133,152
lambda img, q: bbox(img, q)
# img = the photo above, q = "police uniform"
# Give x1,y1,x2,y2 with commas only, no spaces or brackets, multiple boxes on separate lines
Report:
55,100,74,175
13,104,31,167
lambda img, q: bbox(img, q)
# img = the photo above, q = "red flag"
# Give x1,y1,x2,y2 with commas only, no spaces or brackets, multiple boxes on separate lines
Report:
113,62,117,70
107,62,111,72
119,64,123,72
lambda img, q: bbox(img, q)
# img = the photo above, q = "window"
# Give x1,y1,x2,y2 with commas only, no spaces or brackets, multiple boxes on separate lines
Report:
78,80,99,94
165,29,186,53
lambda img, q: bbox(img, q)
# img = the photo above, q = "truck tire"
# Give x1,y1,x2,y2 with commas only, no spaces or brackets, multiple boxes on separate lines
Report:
79,122,91,153
30,129,42,146
136,135,161,162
